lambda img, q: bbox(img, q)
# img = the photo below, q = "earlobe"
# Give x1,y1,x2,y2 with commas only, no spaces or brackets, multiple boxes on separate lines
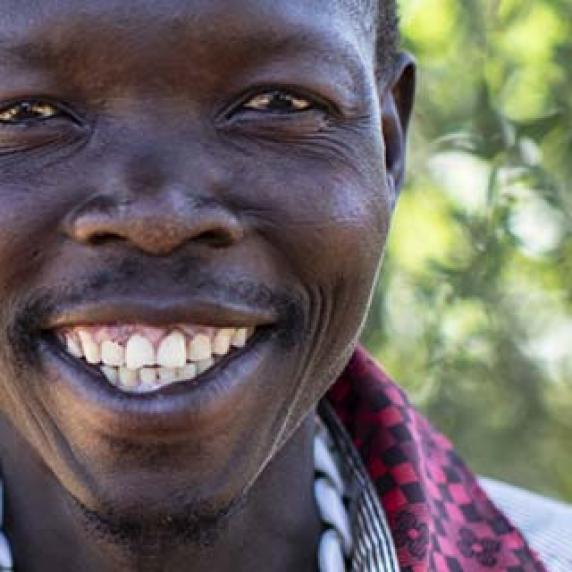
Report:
380,52,417,196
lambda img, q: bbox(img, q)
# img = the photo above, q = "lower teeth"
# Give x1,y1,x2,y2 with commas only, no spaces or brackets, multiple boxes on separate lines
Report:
99,357,220,394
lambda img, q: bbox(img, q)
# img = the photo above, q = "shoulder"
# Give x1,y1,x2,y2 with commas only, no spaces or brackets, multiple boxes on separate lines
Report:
480,476,572,572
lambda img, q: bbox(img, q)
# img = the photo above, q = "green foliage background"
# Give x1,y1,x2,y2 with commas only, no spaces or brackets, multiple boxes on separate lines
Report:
362,0,572,501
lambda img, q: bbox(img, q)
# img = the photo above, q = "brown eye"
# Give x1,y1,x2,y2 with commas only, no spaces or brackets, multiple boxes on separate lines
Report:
0,101,61,124
243,91,314,113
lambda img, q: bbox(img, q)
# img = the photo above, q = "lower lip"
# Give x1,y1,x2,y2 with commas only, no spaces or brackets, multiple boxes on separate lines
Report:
38,328,274,437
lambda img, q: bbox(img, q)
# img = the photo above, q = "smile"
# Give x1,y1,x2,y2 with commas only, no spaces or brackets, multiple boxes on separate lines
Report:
57,324,256,394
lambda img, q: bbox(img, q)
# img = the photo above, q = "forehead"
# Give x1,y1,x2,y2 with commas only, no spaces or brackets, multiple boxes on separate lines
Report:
0,0,373,63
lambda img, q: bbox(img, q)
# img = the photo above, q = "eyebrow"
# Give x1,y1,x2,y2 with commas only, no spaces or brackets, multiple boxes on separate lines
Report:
232,29,371,100
0,27,368,70
0,37,70,74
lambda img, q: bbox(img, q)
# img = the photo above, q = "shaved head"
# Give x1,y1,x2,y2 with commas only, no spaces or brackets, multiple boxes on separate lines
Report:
344,0,400,73
375,0,400,71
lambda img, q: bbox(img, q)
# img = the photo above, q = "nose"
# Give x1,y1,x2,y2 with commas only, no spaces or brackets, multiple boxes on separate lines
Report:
67,195,243,256
63,155,244,257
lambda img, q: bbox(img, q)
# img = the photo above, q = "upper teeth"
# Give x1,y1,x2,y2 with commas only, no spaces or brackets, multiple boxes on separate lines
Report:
61,325,254,394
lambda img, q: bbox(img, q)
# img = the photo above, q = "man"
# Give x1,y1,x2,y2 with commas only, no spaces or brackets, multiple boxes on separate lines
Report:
0,1,569,570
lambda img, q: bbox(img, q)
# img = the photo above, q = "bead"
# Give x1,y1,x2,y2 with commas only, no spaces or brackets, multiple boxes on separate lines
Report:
314,478,353,556
0,531,13,569
314,434,345,495
318,529,346,572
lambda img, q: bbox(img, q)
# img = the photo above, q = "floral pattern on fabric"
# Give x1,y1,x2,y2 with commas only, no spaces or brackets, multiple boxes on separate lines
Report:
458,528,502,567
394,510,430,559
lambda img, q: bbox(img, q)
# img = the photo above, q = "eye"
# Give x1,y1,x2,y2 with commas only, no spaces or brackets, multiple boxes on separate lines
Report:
242,91,314,113
0,100,62,124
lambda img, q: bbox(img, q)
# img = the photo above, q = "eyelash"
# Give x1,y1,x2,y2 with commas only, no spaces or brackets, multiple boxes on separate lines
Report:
0,100,63,124
240,90,316,114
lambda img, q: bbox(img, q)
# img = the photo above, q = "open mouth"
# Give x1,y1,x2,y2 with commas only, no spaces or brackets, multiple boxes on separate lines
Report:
54,324,256,394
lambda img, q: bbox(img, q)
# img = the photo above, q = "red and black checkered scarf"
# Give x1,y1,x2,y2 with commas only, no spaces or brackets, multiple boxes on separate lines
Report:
327,347,546,571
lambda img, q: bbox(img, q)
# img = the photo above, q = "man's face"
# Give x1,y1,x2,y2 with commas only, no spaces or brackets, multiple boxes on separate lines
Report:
0,0,409,529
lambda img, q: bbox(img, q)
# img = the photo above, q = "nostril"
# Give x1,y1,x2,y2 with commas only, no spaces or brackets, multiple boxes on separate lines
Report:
88,232,122,247
66,212,126,246
193,228,240,248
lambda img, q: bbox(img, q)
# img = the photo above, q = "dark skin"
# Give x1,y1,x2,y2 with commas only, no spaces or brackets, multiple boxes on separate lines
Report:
0,1,415,570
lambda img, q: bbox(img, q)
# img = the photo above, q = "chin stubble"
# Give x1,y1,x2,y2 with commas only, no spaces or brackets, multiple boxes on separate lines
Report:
71,491,247,558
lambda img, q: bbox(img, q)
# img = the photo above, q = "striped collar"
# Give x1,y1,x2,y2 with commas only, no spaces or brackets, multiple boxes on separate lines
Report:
320,402,399,571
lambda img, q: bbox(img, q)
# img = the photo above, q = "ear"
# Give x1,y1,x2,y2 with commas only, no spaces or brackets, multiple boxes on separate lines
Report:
379,52,416,201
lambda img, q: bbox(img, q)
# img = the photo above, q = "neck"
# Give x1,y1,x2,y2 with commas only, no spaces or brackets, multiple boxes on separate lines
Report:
0,415,321,572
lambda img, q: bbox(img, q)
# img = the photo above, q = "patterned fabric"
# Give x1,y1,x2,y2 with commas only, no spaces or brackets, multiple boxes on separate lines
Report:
326,347,547,572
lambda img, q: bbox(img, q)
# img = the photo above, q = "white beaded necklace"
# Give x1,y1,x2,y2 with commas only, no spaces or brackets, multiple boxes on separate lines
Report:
0,426,352,572
314,421,353,571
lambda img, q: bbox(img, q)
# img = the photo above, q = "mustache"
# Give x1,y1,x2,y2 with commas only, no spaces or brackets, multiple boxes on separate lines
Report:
5,260,306,364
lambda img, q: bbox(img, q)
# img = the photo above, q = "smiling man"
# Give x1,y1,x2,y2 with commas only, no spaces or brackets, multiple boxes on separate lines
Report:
0,1,568,571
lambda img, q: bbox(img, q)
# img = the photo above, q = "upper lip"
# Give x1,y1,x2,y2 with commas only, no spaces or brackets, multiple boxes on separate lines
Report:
43,296,277,331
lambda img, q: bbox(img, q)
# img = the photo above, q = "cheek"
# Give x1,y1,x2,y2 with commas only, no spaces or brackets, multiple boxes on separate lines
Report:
233,141,391,348
233,155,391,433
0,182,66,297
0,198,37,296
0,177,75,438
233,147,392,285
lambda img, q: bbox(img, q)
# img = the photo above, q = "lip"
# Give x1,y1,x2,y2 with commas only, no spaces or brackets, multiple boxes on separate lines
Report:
38,315,276,439
44,296,278,330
